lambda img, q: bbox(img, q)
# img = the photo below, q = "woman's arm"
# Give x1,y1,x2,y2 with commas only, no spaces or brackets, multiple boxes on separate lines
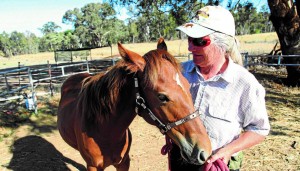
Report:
207,131,265,164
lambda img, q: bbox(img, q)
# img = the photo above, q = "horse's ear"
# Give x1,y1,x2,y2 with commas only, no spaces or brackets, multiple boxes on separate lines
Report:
118,42,145,71
157,37,168,51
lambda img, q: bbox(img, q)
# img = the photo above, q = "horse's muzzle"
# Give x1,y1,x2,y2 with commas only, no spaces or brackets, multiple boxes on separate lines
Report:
181,147,209,165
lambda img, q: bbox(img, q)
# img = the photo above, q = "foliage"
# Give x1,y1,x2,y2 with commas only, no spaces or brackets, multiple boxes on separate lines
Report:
0,32,12,57
62,2,125,48
106,0,204,26
232,3,273,35
39,22,61,35
0,1,274,57
0,31,39,57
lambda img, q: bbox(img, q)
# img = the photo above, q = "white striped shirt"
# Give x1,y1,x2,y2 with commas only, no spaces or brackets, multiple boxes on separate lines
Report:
181,59,270,153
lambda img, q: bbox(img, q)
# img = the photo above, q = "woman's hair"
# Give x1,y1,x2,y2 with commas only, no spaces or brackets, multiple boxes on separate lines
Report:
210,32,243,66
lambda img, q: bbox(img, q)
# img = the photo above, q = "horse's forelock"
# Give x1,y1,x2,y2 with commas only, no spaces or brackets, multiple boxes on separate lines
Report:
142,49,180,88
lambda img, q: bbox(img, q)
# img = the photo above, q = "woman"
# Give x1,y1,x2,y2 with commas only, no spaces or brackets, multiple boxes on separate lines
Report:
171,5,270,171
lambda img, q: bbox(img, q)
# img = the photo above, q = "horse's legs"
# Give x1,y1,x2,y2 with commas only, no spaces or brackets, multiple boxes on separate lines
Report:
114,155,130,171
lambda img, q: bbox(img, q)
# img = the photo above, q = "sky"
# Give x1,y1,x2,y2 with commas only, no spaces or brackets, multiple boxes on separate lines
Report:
222,0,268,10
0,0,267,37
0,0,129,37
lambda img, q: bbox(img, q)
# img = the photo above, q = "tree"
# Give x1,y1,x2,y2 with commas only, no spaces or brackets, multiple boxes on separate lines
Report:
9,31,28,55
0,31,39,57
23,31,39,54
0,32,12,57
61,30,81,49
39,32,64,52
108,0,206,26
63,2,125,47
127,19,138,43
39,21,61,35
268,0,300,86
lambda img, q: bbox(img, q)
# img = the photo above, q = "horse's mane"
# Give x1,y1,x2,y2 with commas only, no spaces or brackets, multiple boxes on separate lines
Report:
78,49,181,124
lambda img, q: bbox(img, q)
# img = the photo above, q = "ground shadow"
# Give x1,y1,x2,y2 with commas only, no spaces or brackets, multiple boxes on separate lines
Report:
5,135,85,171
0,95,59,135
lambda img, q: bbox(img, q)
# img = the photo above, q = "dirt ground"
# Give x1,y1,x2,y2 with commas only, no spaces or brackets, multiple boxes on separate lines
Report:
0,115,168,171
0,68,299,171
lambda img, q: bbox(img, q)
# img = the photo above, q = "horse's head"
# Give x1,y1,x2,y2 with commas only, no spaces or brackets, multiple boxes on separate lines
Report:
117,38,212,165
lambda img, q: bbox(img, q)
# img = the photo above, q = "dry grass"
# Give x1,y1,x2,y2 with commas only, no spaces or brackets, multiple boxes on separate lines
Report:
238,32,279,55
242,69,300,170
0,32,279,69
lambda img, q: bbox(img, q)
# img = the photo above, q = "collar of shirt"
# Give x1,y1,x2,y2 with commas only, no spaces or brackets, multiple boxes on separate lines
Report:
184,58,235,83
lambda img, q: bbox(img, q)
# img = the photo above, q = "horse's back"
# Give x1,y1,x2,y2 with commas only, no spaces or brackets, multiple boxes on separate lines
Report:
57,73,91,149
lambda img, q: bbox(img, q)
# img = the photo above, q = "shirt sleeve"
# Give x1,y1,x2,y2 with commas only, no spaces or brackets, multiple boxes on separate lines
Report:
242,83,270,136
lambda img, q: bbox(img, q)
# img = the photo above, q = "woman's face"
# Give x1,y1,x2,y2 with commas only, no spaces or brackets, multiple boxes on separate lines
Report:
188,35,223,68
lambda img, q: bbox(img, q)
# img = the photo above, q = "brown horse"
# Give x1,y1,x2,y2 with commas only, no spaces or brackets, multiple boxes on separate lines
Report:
57,38,212,171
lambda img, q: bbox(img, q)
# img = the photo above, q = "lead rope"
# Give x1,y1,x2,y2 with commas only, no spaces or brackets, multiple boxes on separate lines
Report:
161,136,173,171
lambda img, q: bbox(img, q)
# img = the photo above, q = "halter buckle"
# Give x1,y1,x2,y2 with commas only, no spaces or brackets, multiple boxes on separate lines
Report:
136,96,145,106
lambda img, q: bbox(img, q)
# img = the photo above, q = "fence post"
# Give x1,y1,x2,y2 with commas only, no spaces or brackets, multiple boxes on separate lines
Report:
48,61,54,96
112,58,116,66
61,66,65,76
86,60,90,73
244,52,249,68
18,62,21,92
89,49,92,61
71,51,73,63
188,53,192,61
278,55,281,65
28,67,38,114
4,73,10,92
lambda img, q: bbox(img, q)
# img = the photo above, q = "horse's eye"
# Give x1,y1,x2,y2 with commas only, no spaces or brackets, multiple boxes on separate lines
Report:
157,94,169,103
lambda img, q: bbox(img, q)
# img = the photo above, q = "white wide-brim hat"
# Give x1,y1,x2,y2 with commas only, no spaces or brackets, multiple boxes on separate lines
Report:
176,6,235,38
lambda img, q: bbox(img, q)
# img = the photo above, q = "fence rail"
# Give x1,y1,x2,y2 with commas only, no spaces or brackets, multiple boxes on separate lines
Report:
2,53,299,112
0,58,119,113
243,53,300,67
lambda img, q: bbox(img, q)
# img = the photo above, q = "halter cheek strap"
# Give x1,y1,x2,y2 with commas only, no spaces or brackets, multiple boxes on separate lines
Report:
134,77,200,134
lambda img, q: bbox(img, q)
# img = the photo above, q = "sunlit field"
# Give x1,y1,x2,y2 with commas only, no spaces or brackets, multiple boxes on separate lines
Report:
0,32,279,70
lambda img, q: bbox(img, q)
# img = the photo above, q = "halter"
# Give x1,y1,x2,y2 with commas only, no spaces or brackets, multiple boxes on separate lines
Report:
134,77,200,134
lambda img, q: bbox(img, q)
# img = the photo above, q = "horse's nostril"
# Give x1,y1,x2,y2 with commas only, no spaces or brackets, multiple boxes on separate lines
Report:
200,151,206,161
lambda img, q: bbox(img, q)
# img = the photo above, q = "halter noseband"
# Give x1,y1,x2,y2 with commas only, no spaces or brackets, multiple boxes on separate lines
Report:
134,77,200,134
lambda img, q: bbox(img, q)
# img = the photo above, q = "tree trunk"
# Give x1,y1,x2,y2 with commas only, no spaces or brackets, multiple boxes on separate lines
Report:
268,0,300,86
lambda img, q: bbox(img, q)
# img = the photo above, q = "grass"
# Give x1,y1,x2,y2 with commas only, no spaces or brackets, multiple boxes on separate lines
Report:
0,32,279,69
238,32,279,55
242,68,300,170
0,95,60,142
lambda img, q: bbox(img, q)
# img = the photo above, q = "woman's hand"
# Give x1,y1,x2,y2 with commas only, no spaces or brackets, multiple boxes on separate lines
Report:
206,147,231,165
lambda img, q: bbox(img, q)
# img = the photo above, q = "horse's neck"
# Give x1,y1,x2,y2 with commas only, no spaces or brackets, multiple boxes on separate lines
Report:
83,74,137,141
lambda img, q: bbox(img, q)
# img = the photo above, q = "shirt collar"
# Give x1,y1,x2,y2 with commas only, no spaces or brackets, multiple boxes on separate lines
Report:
186,58,235,83
219,58,235,83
